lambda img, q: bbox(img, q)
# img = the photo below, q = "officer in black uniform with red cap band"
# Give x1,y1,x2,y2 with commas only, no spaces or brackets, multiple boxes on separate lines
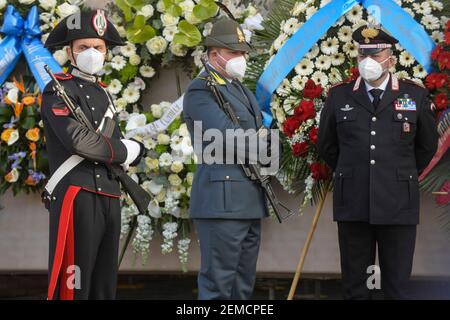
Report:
318,25,438,299
42,9,144,300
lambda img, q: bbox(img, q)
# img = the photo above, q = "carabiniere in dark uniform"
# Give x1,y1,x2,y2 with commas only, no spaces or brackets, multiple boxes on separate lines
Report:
318,25,439,299
41,10,145,300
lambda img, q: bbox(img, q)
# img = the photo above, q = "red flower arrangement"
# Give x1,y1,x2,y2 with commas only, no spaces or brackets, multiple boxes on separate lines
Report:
425,24,450,117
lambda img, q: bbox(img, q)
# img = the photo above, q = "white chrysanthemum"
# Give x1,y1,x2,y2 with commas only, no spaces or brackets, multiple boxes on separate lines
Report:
140,65,156,78
305,44,320,59
329,68,343,84
412,2,432,15
338,26,352,43
421,15,440,30
315,55,332,70
320,0,332,8
331,53,345,66
161,14,179,27
429,0,444,11
291,2,307,16
143,138,157,150
320,37,339,55
283,18,300,36
53,49,68,65
150,103,163,118
399,51,415,67
120,42,136,57
108,79,123,95
295,58,314,76
311,71,329,87
343,41,358,58
413,65,427,79
273,33,289,51
403,7,415,18
346,5,362,23
129,54,141,66
56,3,79,19
431,31,444,43
159,153,173,167
115,98,128,111
137,4,155,18
110,55,126,71
352,20,367,31
122,86,140,104
291,75,307,91
157,133,171,145
276,79,291,97
163,25,178,42
305,6,318,20
170,42,188,57
146,36,168,55
395,70,410,79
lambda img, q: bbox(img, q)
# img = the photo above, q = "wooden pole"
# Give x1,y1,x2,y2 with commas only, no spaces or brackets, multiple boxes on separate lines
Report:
287,180,331,300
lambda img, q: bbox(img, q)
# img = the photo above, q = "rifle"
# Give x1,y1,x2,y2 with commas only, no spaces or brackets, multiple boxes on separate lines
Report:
200,58,294,223
44,65,151,266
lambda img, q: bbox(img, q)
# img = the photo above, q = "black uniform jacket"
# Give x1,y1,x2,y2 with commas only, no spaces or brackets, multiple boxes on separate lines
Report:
318,74,438,225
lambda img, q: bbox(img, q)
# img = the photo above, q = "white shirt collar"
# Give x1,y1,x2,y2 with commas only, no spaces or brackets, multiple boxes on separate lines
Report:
364,73,390,93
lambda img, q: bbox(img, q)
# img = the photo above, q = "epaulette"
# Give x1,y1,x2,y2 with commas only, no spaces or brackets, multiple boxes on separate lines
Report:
330,81,346,89
400,78,426,89
54,73,73,81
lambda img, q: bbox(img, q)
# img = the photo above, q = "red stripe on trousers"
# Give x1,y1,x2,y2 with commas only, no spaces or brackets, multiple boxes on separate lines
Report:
47,185,81,300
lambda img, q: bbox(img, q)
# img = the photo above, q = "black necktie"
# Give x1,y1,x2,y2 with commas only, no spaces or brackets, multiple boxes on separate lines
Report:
370,88,384,110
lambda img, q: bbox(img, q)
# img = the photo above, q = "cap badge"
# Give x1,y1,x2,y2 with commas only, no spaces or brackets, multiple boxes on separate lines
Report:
92,10,108,37
361,27,379,44
237,27,245,43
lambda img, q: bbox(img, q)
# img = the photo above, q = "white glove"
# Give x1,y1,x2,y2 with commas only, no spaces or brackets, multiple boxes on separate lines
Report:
121,139,141,167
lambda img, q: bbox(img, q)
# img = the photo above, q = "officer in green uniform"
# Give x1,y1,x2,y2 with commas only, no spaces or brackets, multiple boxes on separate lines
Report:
183,19,270,300
318,25,438,299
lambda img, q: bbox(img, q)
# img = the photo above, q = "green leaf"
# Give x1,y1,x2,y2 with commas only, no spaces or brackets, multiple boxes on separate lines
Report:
144,112,155,123
193,0,219,21
163,0,182,17
167,118,182,135
20,117,35,130
155,144,169,155
127,15,156,43
173,21,202,47
115,0,133,22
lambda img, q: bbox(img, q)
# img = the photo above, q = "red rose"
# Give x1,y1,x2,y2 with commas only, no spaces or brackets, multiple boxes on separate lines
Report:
431,45,443,61
308,127,319,144
283,117,300,138
446,20,450,31
438,51,450,70
434,93,449,110
303,80,323,99
445,30,450,45
309,162,330,181
292,142,309,157
294,100,316,122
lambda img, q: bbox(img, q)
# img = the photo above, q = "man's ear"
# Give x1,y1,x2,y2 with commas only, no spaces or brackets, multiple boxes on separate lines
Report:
66,46,75,64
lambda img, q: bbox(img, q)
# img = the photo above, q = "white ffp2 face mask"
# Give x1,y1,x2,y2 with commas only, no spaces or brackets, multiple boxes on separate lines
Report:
358,56,390,82
73,47,105,75
217,53,248,79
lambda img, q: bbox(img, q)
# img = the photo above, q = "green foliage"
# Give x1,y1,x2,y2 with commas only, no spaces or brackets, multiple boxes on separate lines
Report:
173,21,202,47
127,15,156,43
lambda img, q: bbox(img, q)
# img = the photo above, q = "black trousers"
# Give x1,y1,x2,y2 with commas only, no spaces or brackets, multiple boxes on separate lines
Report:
48,188,121,300
337,222,417,300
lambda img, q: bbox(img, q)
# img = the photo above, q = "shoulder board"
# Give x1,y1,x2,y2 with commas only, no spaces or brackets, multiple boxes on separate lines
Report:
54,73,73,81
330,81,346,89
400,78,425,88
98,81,108,88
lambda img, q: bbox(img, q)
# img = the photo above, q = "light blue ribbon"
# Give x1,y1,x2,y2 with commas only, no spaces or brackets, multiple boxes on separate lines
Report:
0,5,62,91
256,0,437,127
